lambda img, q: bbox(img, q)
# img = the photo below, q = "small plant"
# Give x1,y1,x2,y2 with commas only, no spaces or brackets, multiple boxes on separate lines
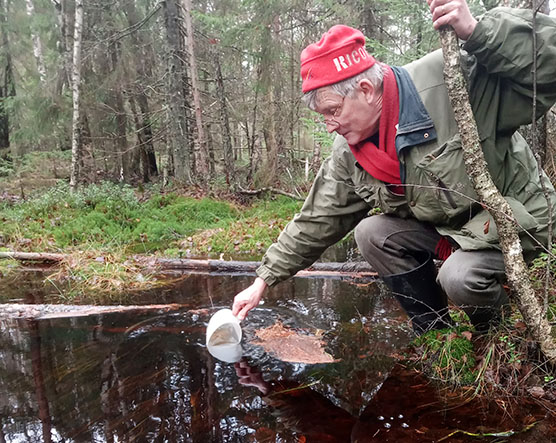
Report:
499,334,521,365
413,328,477,386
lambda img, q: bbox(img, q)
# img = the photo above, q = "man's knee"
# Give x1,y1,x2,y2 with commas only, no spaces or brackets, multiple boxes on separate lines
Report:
354,216,384,252
355,214,405,247
437,251,507,308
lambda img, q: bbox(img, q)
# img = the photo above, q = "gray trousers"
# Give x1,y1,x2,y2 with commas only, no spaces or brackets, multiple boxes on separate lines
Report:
354,214,509,323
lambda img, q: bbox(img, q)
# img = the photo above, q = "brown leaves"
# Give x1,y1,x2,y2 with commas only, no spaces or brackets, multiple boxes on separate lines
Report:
461,331,473,341
527,386,545,398
252,321,337,364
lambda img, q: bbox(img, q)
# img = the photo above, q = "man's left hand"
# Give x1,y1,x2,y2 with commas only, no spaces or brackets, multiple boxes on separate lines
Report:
428,0,478,40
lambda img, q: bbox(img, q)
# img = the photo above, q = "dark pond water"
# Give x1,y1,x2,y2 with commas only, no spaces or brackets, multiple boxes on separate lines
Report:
0,271,553,442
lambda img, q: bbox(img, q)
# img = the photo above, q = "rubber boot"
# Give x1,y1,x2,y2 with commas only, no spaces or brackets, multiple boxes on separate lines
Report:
382,252,453,335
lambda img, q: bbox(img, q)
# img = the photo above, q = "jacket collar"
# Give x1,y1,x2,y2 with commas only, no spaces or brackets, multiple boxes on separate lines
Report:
391,66,437,154
390,66,437,183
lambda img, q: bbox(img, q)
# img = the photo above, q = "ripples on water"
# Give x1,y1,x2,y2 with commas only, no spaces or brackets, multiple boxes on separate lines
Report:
0,270,551,441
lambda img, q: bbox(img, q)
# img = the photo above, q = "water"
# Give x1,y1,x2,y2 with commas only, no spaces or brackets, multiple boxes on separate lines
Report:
0,272,552,442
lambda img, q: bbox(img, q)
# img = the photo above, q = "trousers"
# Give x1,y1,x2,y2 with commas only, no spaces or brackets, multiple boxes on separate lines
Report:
354,214,509,325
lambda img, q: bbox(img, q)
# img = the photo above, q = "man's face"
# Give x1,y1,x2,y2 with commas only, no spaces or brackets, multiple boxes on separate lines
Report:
314,79,382,146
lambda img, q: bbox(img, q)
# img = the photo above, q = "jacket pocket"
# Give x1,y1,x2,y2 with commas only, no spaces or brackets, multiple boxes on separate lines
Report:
460,196,538,244
416,137,480,221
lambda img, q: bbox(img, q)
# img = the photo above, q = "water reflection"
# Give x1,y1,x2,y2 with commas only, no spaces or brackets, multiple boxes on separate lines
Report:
0,273,549,442
1,274,406,442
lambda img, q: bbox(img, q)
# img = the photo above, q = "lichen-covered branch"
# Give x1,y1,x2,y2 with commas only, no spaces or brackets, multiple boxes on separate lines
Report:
439,27,556,363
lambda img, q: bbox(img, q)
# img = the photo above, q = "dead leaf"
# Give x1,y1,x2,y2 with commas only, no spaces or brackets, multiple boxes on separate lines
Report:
528,387,545,398
252,321,337,364
461,331,473,341
483,219,490,234
514,320,527,332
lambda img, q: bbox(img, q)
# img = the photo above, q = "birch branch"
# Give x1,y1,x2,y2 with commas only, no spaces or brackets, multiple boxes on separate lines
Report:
439,27,556,363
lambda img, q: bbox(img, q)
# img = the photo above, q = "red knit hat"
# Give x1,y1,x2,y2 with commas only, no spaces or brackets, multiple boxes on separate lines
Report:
300,25,376,93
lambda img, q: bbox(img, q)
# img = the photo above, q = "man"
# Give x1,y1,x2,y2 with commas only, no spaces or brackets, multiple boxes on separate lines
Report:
233,0,556,333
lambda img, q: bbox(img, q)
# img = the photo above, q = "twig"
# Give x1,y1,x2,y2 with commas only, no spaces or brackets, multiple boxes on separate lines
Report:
237,186,305,201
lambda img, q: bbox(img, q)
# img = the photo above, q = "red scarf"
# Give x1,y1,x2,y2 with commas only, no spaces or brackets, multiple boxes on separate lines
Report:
349,65,402,193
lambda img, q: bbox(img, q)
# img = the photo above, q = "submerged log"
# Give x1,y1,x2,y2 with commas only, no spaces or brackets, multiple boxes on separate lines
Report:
0,303,187,320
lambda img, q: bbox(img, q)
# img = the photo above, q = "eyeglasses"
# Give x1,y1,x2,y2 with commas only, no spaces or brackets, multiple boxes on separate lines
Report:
321,96,345,127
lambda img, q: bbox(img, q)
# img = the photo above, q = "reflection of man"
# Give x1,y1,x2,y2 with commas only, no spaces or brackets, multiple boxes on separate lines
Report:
235,359,356,441
233,0,556,333
235,360,547,442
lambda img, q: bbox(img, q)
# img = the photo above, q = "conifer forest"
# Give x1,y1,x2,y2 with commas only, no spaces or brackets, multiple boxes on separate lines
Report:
1,0,553,193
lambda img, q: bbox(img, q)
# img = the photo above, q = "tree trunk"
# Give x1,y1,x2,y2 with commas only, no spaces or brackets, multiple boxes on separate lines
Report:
0,0,15,150
69,0,84,191
121,0,158,180
25,0,47,84
51,0,73,94
162,0,192,184
259,22,279,185
107,40,130,182
545,105,556,185
439,28,556,363
247,67,260,184
181,0,209,180
214,52,234,186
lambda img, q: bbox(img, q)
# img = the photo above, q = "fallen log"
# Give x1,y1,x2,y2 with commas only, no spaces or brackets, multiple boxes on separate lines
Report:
1,251,378,278
154,258,375,274
237,186,305,201
0,251,66,262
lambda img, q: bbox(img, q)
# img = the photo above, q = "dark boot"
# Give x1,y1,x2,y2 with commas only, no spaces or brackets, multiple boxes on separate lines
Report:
465,304,510,333
382,252,453,335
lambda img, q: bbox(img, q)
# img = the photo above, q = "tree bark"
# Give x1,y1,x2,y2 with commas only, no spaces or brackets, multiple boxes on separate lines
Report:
0,251,376,277
121,0,158,181
181,0,209,180
214,51,234,186
107,39,130,182
0,0,15,150
162,0,192,183
25,0,47,84
51,0,73,94
69,0,84,191
259,22,280,185
439,28,556,363
546,105,556,185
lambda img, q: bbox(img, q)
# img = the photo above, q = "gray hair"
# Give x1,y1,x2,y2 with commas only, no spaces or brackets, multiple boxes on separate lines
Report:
302,63,387,111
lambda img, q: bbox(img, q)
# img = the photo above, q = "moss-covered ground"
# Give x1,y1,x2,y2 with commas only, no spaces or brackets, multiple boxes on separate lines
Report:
0,180,302,298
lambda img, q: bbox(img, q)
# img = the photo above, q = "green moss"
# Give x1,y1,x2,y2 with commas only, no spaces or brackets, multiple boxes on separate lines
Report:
0,183,300,257
188,196,302,255
414,328,477,385
0,184,305,298
0,258,19,277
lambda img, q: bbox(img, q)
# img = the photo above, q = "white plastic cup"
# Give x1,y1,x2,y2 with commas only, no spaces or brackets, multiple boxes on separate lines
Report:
206,308,243,363
207,342,243,363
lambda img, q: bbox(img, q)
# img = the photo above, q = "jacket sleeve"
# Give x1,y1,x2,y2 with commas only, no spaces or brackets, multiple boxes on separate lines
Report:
256,145,371,287
463,7,556,133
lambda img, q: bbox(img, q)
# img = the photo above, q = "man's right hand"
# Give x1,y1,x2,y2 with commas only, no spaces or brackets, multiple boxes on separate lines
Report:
232,277,268,321
428,0,478,40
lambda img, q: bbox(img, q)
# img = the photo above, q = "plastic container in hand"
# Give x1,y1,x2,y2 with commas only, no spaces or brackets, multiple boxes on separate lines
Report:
206,308,243,363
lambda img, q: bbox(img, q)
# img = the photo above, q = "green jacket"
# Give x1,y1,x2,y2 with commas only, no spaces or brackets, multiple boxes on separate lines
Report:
257,8,556,287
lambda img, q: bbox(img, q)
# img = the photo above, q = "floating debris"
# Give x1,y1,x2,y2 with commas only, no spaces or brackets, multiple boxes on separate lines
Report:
252,321,337,364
